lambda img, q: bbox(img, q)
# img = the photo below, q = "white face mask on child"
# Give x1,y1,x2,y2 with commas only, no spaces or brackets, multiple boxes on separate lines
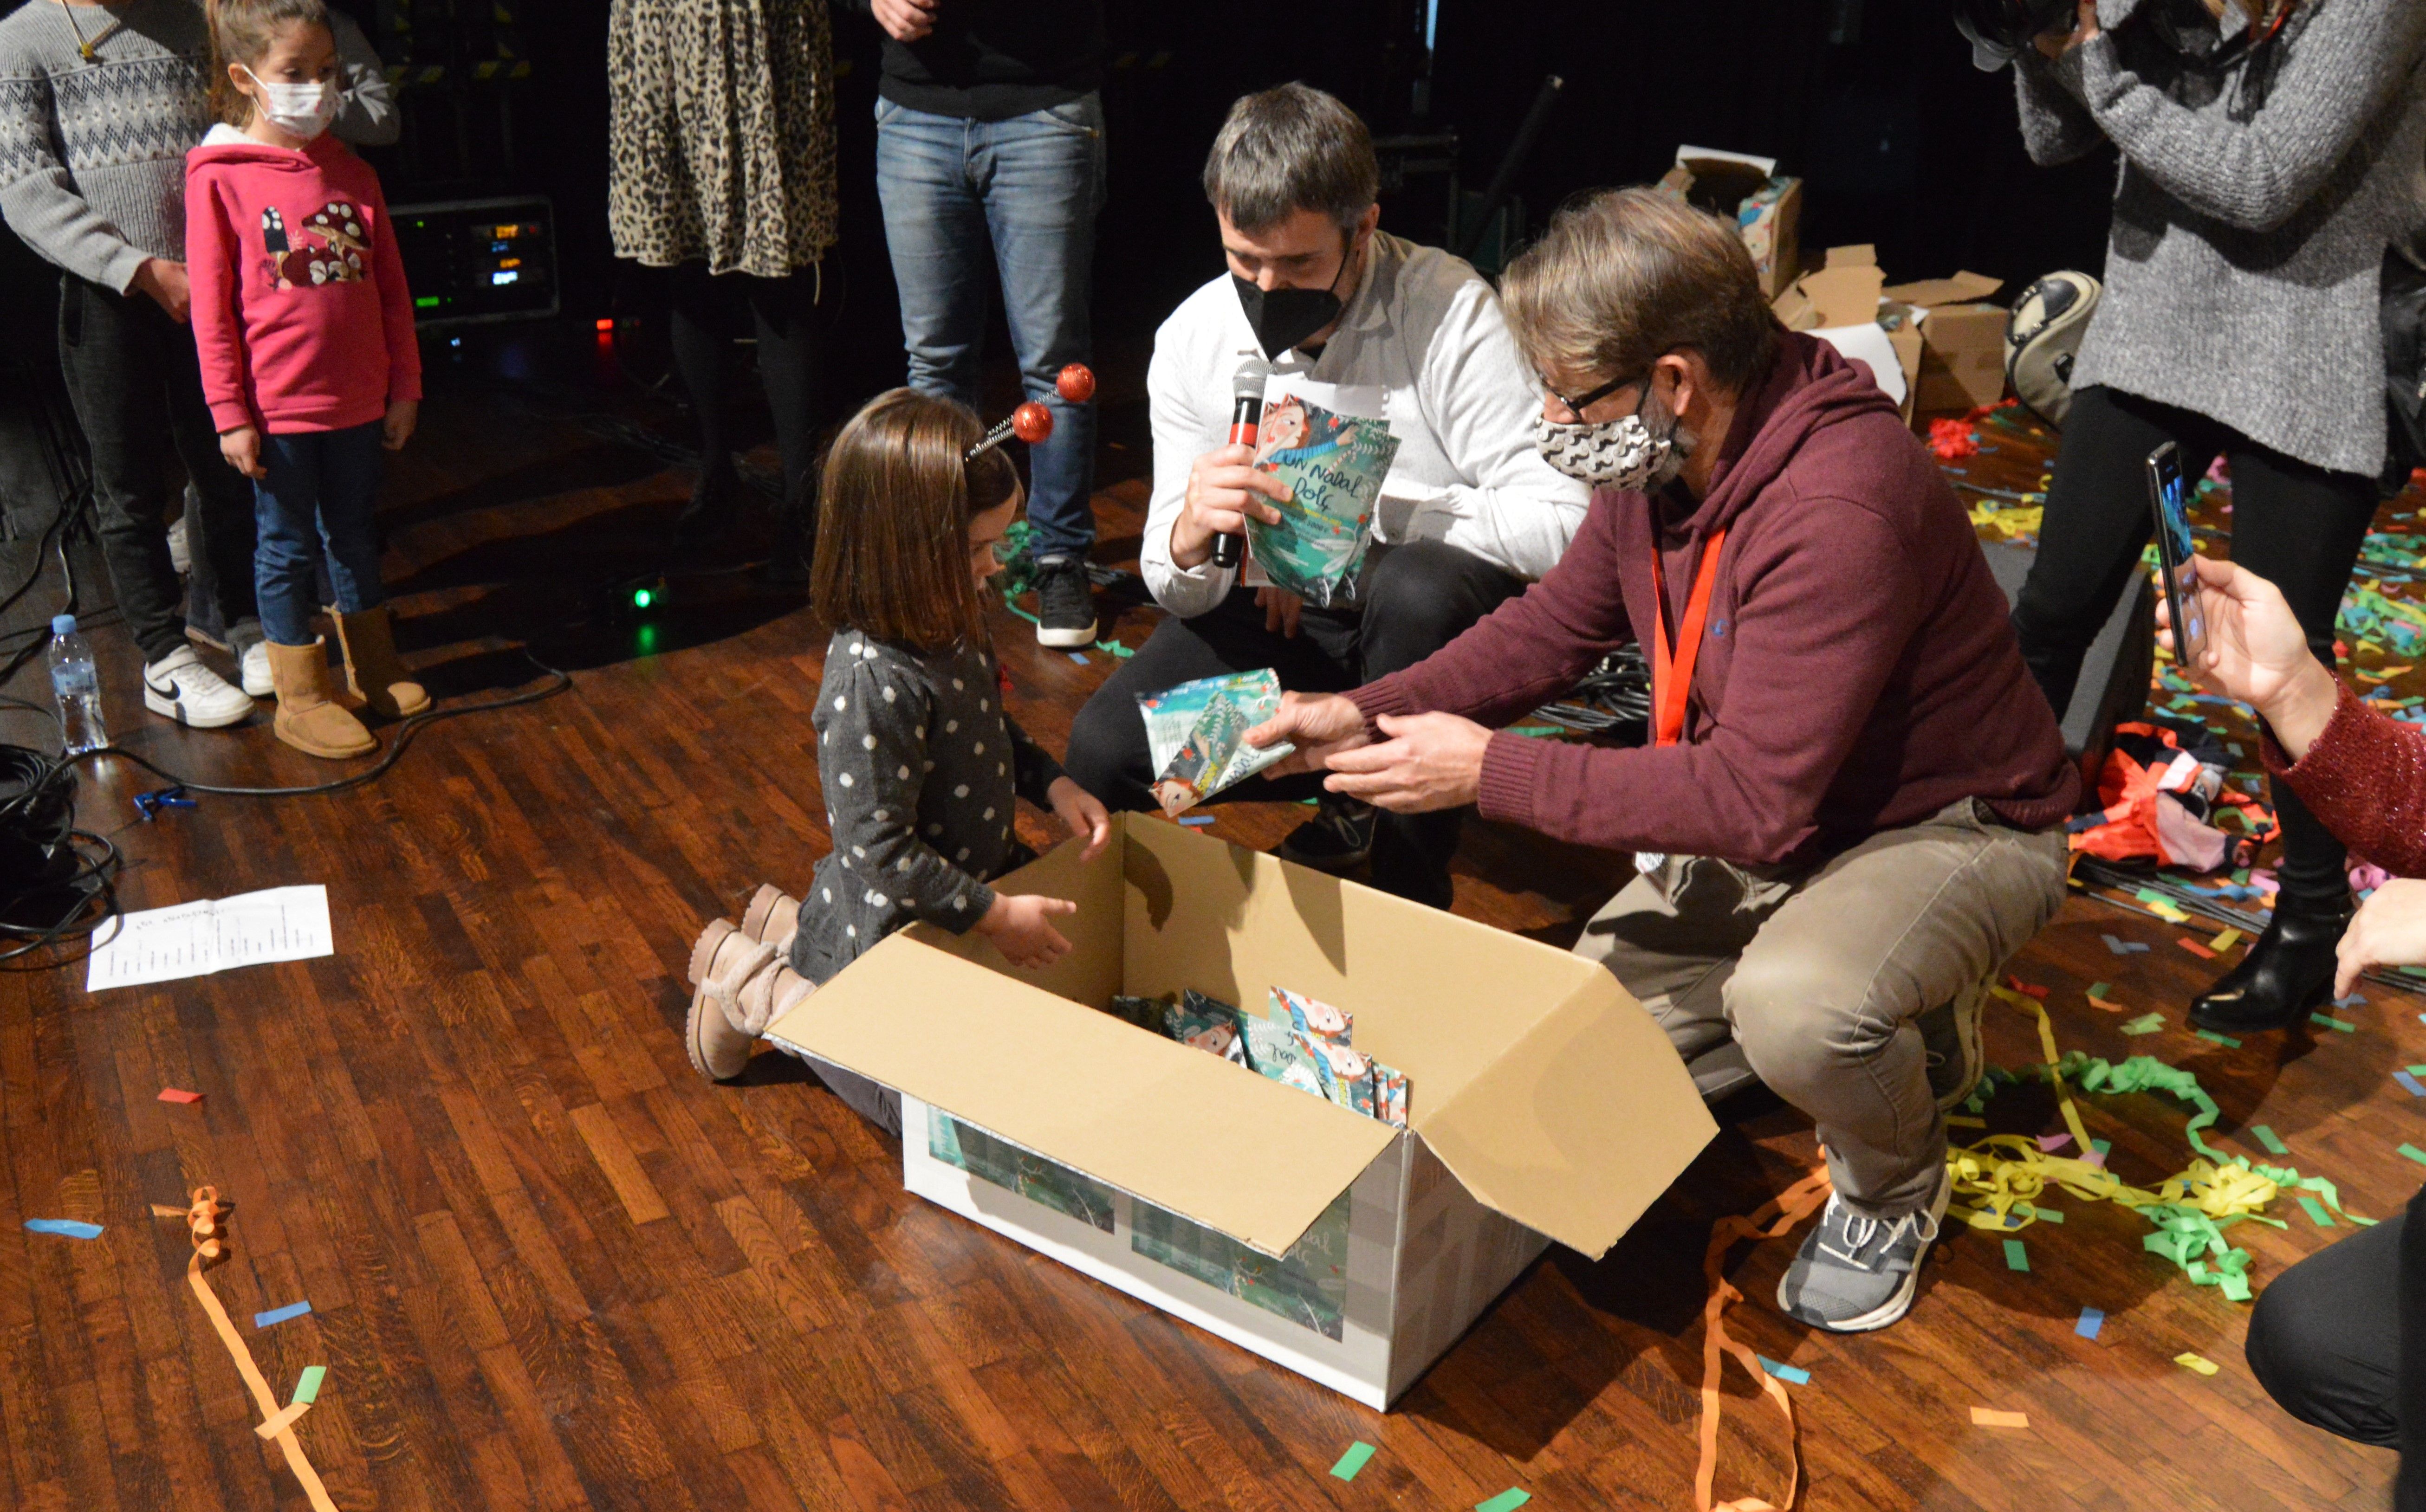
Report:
242,68,339,140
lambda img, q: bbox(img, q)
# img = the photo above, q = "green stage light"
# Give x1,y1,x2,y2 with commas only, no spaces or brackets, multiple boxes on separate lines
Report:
632,587,655,609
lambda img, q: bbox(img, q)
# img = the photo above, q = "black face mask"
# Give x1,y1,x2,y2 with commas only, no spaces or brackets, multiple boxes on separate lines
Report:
1231,235,1357,359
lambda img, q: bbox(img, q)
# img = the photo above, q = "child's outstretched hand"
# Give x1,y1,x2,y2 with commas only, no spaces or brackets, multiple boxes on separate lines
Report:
1047,775,1112,861
383,399,418,451
219,425,267,480
976,892,1077,970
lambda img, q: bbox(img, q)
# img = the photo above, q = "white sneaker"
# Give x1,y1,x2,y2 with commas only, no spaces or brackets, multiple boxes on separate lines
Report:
238,637,272,698
143,646,255,728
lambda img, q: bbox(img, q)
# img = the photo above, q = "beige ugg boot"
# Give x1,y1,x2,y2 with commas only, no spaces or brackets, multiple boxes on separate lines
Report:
685,918,777,1081
741,883,800,946
331,606,430,718
266,640,376,759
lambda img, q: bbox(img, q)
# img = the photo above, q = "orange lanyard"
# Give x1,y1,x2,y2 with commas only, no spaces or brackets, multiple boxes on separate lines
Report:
1649,528,1726,749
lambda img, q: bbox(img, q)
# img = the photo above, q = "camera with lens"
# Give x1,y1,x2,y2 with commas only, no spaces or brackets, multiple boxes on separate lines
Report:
1953,0,2080,65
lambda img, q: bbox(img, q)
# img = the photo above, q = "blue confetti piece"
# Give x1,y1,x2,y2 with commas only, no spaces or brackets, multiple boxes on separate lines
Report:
1757,1355,1810,1384
24,1219,103,1240
2101,934,2150,955
1066,652,1089,665
1177,815,1215,827
253,1301,313,1329
2076,1306,2104,1340
2396,1071,2426,1098
2335,994,2366,1008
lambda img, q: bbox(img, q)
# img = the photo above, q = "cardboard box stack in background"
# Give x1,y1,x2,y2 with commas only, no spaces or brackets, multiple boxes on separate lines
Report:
1772,245,2007,424
1884,271,2008,414
1657,146,1802,300
766,814,1717,1409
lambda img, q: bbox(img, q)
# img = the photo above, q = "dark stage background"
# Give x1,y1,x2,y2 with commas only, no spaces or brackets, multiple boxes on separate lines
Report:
0,0,2121,520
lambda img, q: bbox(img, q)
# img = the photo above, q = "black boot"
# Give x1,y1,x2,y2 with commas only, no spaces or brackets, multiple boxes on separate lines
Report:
2187,892,2356,1033
758,476,815,587
673,461,741,546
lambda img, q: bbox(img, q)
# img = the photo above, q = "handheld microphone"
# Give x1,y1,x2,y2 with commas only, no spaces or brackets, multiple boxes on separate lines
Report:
1214,359,1271,571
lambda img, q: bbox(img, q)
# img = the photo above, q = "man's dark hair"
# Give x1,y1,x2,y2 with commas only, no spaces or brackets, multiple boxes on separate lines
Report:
1201,83,1379,234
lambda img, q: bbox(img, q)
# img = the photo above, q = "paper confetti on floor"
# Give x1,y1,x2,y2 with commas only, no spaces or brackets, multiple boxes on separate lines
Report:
254,1301,313,1329
1329,1442,1375,1481
1971,1408,2030,1429
2176,1353,2220,1376
2075,1306,2104,1340
157,1088,203,1105
1475,1490,1532,1512
2004,1238,2030,1272
24,1219,103,1239
2251,1125,2290,1155
1758,1356,1811,1385
2121,1012,2167,1035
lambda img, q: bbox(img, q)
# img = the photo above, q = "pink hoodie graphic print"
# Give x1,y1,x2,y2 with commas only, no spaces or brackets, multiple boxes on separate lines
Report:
186,130,422,435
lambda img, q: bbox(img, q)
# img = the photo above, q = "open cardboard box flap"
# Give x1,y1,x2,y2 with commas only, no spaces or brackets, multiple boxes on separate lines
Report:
1881,270,2002,309
768,814,1714,1261
767,930,1395,1259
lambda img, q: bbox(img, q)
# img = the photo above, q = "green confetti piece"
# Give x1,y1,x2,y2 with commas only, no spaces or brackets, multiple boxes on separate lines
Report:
2409,1066,2426,1076
1507,725,1563,737
292,1366,326,1404
1329,1442,1375,1481
1092,638,1135,659
2087,982,2112,999
1476,1493,1532,1512
2296,1196,2335,1228
2251,1125,2289,1155
2004,1238,2030,1272
2400,1144,2426,1167
2121,1012,2166,1035
2309,1013,2356,1033
2195,1030,2242,1048
2027,1206,2065,1224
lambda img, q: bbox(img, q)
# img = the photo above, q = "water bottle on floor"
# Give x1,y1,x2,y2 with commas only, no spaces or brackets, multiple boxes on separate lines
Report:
47,614,106,756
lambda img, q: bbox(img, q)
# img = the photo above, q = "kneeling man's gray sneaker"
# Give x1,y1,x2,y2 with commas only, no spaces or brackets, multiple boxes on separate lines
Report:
1777,1163,1951,1333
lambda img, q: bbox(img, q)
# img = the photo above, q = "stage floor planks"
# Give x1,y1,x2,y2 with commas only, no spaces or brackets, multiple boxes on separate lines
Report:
0,370,2406,1511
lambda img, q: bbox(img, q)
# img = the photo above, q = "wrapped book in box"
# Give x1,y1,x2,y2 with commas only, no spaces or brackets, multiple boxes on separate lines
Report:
764,813,1715,1408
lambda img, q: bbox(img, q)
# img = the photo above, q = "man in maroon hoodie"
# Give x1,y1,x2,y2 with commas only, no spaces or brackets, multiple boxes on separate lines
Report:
1249,188,2080,1333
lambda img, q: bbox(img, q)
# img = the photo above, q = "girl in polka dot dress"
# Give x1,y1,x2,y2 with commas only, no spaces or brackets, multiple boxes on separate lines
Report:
683,389,1112,1119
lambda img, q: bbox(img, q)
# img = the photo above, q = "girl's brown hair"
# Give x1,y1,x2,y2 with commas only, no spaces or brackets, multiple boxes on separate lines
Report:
811,389,1020,653
206,0,331,127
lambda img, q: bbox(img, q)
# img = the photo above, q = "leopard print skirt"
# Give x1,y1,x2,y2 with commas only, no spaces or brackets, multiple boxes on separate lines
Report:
607,0,837,279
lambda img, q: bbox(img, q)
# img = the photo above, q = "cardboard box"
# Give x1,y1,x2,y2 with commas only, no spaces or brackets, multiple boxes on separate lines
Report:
1884,271,2007,414
1657,146,1803,300
1773,245,1924,420
765,814,1715,1408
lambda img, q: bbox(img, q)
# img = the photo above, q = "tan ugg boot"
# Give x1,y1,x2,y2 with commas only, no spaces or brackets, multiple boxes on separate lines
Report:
685,918,777,1081
266,640,376,759
741,884,801,949
331,607,430,718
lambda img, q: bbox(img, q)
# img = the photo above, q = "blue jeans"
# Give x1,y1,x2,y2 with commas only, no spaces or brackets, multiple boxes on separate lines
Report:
254,421,386,646
875,93,1104,562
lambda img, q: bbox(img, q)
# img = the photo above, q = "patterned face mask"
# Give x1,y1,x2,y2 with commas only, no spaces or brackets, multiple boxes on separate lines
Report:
1532,387,1693,491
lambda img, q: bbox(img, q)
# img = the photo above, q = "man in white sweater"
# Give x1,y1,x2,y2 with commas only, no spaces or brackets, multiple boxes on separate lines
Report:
1063,83,1585,907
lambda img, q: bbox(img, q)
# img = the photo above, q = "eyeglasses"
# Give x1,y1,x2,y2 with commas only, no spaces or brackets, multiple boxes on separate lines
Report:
1541,372,1636,423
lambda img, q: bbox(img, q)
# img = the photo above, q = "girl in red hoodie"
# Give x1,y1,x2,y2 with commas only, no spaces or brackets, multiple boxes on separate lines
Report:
187,0,425,759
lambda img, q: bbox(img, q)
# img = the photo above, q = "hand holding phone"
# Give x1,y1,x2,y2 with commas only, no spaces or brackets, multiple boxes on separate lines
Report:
2146,441,2208,669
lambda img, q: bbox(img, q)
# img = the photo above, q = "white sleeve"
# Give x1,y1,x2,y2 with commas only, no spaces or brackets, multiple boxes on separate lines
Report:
1395,281,1589,582
1139,324,1239,619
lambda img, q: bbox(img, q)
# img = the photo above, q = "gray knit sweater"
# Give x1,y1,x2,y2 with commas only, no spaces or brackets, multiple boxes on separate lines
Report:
0,0,395,293
2016,0,2426,476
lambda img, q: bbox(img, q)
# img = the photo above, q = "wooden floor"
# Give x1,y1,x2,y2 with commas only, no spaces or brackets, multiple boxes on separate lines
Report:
0,358,2410,1512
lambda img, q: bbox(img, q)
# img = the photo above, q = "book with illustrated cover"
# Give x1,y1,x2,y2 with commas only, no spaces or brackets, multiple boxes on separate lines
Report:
1245,381,1399,608
1137,670,1294,816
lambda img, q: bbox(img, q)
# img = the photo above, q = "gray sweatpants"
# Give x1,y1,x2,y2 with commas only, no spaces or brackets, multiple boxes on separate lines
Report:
1572,798,2069,1217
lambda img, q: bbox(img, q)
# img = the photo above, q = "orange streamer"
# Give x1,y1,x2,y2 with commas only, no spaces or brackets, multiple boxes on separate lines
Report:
151,1188,336,1512
1695,1163,1834,1512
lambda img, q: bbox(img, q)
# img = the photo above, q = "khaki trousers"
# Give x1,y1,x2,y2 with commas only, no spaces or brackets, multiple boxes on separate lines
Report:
1572,799,2069,1215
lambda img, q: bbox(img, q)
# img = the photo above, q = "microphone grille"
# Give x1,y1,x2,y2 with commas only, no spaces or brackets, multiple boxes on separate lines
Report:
1232,358,1273,399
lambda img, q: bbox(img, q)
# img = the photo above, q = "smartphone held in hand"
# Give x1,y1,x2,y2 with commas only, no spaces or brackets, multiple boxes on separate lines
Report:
2146,441,2208,667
